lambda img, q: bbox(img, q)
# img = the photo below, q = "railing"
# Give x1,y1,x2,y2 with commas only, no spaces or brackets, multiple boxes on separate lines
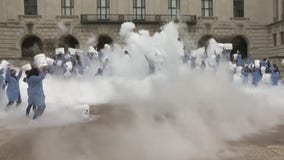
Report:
80,14,197,25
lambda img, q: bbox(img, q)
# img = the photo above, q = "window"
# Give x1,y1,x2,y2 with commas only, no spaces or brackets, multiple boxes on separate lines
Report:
62,0,74,16
201,0,213,17
233,0,244,17
24,0,38,15
281,32,284,44
133,0,145,20
98,0,110,20
169,0,180,18
282,0,284,19
273,33,277,46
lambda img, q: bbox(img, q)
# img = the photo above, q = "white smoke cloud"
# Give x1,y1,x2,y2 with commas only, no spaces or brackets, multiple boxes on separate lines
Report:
87,34,97,46
119,22,136,39
57,21,69,34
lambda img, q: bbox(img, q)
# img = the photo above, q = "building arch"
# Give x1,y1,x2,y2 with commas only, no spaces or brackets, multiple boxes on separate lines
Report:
97,34,114,51
21,34,44,58
57,34,80,49
197,34,216,48
231,35,249,58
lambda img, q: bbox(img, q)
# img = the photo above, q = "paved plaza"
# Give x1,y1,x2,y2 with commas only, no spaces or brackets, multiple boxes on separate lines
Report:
0,104,283,160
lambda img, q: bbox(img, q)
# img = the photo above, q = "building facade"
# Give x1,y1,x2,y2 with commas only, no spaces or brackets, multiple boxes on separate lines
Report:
0,0,279,61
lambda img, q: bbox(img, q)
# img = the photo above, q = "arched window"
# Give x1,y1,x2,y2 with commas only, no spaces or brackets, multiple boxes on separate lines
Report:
21,35,43,58
198,35,214,48
97,34,113,51
231,36,248,58
57,34,80,49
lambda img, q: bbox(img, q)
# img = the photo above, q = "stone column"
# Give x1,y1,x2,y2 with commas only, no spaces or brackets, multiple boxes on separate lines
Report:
274,0,279,21
278,0,283,20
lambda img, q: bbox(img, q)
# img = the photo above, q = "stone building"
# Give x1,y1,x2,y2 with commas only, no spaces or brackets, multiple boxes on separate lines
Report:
0,0,281,61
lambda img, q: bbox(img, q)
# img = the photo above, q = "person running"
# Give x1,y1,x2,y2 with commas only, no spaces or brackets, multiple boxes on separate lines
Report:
24,68,38,116
5,67,22,108
26,68,48,119
271,64,280,86
0,68,5,103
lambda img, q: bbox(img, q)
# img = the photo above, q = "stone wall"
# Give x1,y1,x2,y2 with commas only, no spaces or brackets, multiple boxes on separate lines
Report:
0,20,271,59
0,0,277,59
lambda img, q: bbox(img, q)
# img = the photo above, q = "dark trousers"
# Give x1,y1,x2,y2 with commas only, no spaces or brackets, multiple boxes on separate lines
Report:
6,100,21,107
17,92,21,104
6,101,14,107
26,104,37,116
33,105,46,120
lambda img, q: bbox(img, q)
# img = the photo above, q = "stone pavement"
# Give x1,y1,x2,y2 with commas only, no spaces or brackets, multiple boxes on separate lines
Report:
228,144,284,160
0,104,283,160
227,124,284,160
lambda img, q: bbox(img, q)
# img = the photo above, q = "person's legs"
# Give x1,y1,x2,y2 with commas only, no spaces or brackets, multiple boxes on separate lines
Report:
26,104,33,116
33,105,46,120
0,90,4,104
6,101,14,107
32,105,37,112
16,93,21,106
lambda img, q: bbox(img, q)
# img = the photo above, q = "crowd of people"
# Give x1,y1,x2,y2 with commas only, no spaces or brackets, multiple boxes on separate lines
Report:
228,51,280,86
0,42,283,120
0,46,109,120
0,63,47,120
182,47,281,87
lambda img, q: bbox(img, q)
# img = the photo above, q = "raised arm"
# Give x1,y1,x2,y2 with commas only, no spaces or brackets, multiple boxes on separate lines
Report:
5,67,11,81
16,70,23,80
28,72,46,83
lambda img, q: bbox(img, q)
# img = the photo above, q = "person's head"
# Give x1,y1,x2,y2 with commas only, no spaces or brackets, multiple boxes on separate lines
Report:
56,53,64,60
10,69,16,76
97,68,103,75
75,54,80,61
26,68,39,78
124,50,129,55
88,52,94,59
25,70,30,75
273,64,278,69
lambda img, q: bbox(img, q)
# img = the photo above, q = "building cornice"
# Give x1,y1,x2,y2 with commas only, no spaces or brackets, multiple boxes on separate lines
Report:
56,15,79,20
268,20,284,27
230,17,250,22
19,15,42,20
